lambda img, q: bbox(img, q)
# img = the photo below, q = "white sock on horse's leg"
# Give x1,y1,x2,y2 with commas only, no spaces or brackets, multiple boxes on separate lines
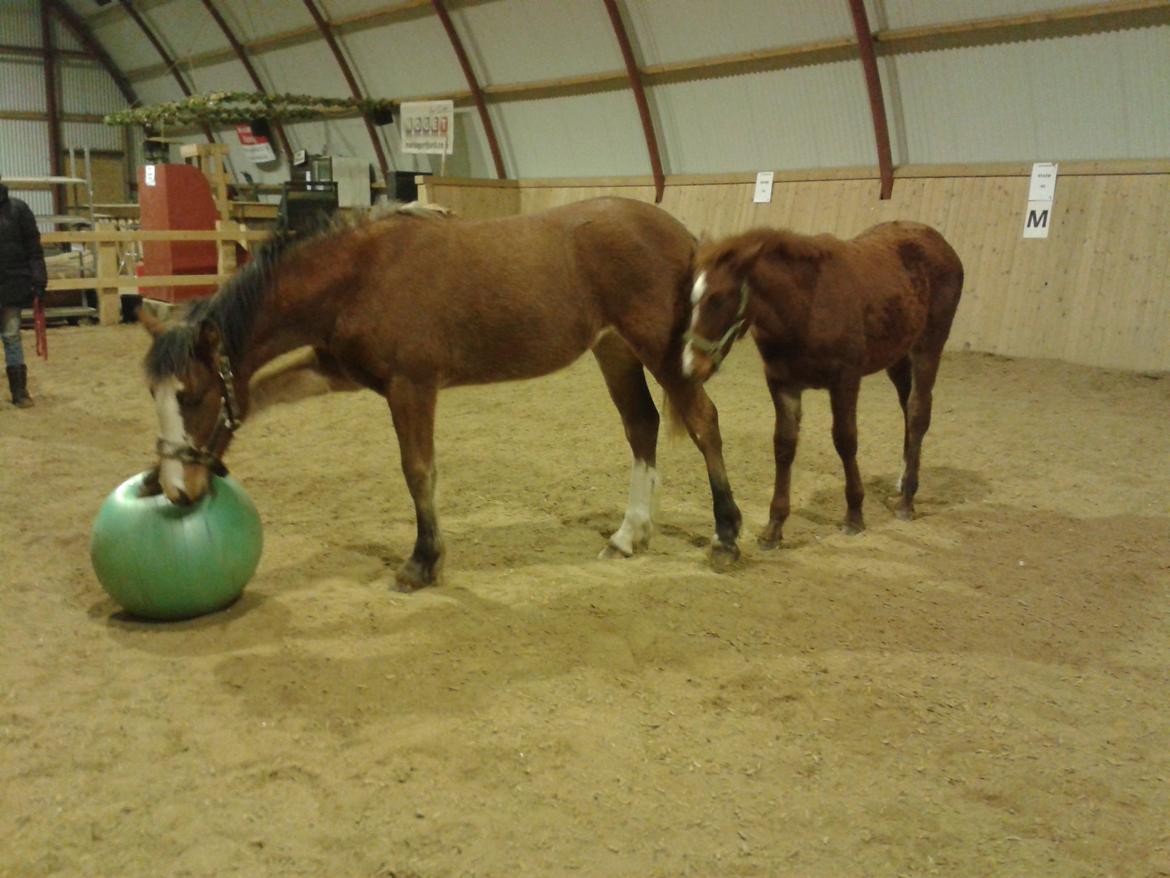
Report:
603,459,658,557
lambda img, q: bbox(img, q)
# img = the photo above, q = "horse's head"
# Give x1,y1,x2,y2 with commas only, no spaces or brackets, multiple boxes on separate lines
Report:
682,239,763,381
141,310,242,505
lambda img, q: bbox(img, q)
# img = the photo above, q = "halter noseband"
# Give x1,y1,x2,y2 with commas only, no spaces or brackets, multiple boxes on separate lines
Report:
684,281,752,370
155,335,240,476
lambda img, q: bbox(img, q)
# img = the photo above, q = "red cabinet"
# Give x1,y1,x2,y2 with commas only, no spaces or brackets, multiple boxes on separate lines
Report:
137,164,219,303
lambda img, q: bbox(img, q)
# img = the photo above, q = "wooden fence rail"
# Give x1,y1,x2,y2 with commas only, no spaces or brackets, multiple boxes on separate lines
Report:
41,222,273,324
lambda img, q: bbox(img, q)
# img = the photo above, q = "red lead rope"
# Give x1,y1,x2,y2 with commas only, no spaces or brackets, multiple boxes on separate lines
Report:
33,298,48,360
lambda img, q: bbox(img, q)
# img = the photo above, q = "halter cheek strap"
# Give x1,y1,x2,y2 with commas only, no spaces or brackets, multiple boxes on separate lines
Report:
155,335,240,477
683,281,752,369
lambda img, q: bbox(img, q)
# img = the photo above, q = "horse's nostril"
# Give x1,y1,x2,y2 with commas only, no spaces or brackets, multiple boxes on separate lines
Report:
176,490,192,506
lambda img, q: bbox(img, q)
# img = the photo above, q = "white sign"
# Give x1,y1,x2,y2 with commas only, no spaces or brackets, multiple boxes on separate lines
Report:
1028,162,1058,202
144,165,156,187
400,100,454,155
1023,162,1058,239
753,171,774,204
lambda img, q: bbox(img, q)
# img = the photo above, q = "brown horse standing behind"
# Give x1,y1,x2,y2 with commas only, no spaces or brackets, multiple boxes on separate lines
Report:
141,198,742,590
683,221,963,546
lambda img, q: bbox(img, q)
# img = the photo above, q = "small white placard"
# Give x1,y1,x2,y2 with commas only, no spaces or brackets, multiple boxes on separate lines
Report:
1028,162,1058,202
753,171,774,204
1023,201,1053,239
144,165,156,187
400,100,455,155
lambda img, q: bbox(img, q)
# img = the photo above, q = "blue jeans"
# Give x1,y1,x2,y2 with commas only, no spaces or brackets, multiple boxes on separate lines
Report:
1,305,24,368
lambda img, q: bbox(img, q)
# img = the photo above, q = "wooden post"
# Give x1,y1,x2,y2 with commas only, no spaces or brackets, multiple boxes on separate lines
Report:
216,219,238,276
95,221,120,325
180,143,232,222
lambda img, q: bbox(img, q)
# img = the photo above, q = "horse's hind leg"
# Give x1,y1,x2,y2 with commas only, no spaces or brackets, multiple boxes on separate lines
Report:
592,332,660,558
658,374,742,566
895,352,941,520
886,356,913,489
385,375,443,590
829,375,866,534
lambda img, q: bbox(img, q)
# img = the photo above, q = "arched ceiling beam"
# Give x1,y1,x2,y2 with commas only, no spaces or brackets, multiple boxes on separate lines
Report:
40,0,63,214
122,1,1170,87
430,0,507,179
301,0,391,184
601,0,664,203
46,0,139,108
116,0,215,143
199,0,293,165
125,0,496,83
847,0,894,200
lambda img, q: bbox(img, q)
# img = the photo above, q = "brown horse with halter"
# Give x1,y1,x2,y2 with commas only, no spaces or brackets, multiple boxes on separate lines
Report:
683,221,963,546
140,198,742,590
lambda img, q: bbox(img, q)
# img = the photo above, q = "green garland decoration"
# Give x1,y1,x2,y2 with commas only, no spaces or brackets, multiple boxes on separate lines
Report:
104,91,395,128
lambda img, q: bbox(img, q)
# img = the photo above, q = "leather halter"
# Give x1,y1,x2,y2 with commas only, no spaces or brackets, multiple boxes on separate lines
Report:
683,281,751,370
155,336,240,477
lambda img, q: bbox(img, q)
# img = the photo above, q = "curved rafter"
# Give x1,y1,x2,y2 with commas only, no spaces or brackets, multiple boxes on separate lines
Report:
301,0,391,184
199,0,293,165
116,0,215,144
601,0,664,203
849,0,895,200
40,1,63,214
46,0,139,109
430,0,507,180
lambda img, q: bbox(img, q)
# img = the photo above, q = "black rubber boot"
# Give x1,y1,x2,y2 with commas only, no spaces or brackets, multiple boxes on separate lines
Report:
7,365,33,408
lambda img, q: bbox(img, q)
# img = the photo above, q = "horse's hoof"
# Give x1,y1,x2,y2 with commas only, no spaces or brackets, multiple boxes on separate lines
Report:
757,523,783,550
894,505,914,522
394,558,439,592
840,519,865,536
709,541,740,572
598,543,632,560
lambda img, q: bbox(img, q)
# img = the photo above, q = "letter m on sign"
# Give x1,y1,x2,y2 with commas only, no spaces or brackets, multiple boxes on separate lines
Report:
1023,201,1052,239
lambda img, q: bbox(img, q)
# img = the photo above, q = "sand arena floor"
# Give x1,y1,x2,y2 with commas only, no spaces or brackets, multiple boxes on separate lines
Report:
1,324,1168,878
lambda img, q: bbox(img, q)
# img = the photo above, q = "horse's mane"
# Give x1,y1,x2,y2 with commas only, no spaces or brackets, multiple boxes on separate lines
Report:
698,227,830,268
143,201,452,381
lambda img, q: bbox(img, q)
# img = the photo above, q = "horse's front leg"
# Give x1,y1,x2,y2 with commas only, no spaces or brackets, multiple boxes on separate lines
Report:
829,375,865,534
759,379,801,549
661,376,742,568
386,375,443,591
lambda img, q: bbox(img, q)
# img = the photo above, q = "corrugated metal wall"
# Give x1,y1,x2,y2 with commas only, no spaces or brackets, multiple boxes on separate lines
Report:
1,0,51,222
892,26,1170,163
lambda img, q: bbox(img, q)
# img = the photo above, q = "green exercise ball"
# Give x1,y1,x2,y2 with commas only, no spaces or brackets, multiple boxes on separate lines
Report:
90,471,263,621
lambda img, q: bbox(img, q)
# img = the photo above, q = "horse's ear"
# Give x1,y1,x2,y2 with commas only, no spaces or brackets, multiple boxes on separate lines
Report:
137,307,166,338
196,319,221,355
735,240,766,269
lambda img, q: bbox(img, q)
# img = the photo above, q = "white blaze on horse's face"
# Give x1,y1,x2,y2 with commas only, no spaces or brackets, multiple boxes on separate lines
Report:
153,376,189,501
682,272,708,377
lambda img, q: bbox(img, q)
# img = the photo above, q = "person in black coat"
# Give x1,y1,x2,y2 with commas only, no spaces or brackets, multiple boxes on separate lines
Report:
0,176,48,408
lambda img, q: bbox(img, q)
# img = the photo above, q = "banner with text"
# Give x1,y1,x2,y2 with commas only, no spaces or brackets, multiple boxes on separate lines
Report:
400,100,454,155
235,123,276,164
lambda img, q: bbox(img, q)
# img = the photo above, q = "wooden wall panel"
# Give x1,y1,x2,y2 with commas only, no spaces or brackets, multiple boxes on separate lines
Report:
419,170,1170,373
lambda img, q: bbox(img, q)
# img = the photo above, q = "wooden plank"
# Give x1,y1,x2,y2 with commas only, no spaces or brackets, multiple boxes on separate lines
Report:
876,0,1170,53
47,275,233,292
42,229,271,244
